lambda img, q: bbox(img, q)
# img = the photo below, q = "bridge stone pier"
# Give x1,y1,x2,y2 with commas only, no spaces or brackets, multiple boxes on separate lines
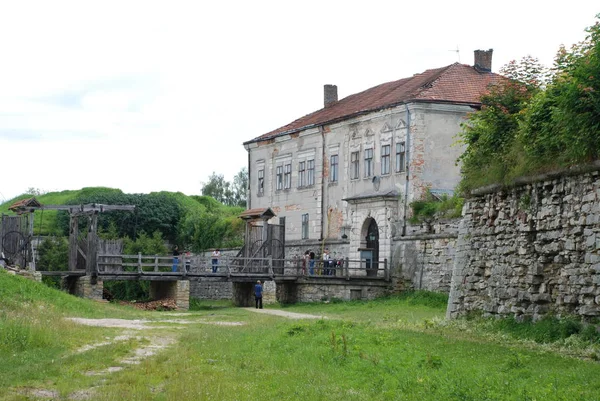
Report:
149,280,190,310
64,276,104,301
230,279,390,306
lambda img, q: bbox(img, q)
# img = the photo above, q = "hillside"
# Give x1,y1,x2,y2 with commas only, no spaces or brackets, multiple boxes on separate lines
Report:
0,187,244,250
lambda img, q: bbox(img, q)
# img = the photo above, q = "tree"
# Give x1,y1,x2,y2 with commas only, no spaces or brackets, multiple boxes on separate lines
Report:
457,56,549,192
520,18,600,164
231,167,248,207
201,167,248,207
201,172,232,205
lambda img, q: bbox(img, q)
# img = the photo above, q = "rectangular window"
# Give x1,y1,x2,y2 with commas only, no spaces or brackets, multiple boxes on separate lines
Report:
350,151,359,179
276,165,283,190
301,213,309,239
298,161,306,187
307,159,315,186
395,142,406,172
330,154,338,182
284,163,292,189
257,169,264,196
381,145,390,175
364,148,373,177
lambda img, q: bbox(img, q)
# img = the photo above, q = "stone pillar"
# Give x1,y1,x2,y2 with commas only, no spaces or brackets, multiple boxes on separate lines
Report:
72,275,104,301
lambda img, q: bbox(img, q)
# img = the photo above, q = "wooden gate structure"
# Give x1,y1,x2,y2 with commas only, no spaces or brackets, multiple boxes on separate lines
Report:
236,208,285,272
4,197,135,274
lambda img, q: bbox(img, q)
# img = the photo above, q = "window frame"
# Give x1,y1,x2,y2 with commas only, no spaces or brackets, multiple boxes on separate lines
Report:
301,213,309,239
364,147,374,178
257,169,264,196
381,144,391,175
350,151,359,180
395,141,406,173
284,163,292,189
330,154,339,183
298,161,306,187
307,159,315,186
276,165,283,191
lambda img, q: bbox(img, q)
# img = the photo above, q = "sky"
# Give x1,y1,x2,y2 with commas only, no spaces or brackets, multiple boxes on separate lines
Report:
0,1,598,202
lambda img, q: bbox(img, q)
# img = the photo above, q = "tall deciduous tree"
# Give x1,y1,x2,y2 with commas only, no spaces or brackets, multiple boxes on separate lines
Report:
201,167,248,207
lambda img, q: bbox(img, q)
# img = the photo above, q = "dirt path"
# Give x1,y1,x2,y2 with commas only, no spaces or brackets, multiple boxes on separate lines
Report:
244,308,327,319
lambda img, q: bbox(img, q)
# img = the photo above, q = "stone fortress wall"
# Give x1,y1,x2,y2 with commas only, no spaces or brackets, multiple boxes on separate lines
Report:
447,163,600,320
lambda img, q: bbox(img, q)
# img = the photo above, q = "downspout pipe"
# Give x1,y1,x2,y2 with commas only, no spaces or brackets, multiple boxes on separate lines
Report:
246,148,251,210
320,127,326,241
402,104,411,236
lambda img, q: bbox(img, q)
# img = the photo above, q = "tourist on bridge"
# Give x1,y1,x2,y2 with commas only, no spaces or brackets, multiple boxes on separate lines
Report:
309,251,315,275
211,249,221,273
254,280,263,309
172,246,180,272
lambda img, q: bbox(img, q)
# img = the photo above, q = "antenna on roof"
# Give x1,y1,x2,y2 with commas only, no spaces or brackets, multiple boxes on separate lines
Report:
449,45,460,63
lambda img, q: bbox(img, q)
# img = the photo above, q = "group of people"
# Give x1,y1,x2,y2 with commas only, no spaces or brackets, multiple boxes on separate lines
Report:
171,246,221,273
302,248,339,276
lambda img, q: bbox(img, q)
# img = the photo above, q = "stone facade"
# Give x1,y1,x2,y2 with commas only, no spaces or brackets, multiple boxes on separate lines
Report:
243,57,499,275
190,279,233,300
293,281,389,302
447,165,600,320
393,220,459,293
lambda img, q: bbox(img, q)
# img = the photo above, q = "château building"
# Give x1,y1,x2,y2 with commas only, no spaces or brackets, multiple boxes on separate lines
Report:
243,49,502,266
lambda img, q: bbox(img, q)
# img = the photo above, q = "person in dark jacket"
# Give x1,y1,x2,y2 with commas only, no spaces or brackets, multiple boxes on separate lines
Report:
254,280,263,309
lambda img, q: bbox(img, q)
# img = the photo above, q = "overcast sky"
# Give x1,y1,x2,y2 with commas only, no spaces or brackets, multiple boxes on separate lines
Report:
0,1,597,202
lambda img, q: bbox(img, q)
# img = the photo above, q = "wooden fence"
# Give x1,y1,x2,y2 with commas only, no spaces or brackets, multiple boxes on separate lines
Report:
96,253,390,281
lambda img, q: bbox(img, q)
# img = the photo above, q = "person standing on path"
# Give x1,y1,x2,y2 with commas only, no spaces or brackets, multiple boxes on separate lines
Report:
211,249,221,273
254,280,263,309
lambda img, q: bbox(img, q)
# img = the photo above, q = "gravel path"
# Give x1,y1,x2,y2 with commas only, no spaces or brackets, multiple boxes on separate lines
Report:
244,308,327,319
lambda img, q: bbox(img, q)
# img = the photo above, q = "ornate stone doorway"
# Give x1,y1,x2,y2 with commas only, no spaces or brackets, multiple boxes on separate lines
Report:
361,218,379,277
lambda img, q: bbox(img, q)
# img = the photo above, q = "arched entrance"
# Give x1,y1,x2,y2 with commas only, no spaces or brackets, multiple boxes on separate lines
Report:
359,218,379,277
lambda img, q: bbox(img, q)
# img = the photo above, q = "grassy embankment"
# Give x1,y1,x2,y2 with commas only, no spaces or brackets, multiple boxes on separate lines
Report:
1,270,599,400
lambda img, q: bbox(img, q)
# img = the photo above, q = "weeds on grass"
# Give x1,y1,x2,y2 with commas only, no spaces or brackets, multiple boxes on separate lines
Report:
419,353,442,369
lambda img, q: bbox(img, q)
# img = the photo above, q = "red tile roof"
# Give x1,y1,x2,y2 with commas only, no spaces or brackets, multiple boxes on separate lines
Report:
245,63,503,144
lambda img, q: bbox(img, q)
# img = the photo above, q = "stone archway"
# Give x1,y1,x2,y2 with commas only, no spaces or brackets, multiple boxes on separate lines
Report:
360,218,379,277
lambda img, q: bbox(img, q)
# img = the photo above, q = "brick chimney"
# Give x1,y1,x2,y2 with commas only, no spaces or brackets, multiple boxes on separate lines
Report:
324,84,338,108
473,49,493,72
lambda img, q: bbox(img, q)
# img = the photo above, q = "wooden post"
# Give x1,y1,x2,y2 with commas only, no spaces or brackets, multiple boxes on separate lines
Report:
138,253,143,273
86,213,99,275
69,215,78,271
154,255,158,272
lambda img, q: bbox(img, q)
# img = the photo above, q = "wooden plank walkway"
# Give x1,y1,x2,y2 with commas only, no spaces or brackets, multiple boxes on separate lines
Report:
38,253,391,283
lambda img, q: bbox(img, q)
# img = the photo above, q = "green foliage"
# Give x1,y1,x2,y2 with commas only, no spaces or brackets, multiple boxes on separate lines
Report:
201,167,248,207
491,315,600,344
123,230,168,255
459,17,600,192
0,186,245,253
103,230,167,301
458,56,545,192
36,236,69,289
179,197,244,251
409,191,464,222
36,236,69,271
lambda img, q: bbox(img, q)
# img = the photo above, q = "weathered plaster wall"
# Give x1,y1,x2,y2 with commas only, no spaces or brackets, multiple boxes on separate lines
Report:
447,166,600,320
392,220,459,293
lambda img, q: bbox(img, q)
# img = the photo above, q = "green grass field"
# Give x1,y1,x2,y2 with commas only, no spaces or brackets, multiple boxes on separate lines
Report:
1,270,599,400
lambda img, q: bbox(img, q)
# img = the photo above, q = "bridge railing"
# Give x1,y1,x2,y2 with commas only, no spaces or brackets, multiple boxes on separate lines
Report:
97,253,390,281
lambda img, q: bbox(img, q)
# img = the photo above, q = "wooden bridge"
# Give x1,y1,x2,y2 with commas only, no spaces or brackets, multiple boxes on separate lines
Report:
40,253,391,284
38,253,392,308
